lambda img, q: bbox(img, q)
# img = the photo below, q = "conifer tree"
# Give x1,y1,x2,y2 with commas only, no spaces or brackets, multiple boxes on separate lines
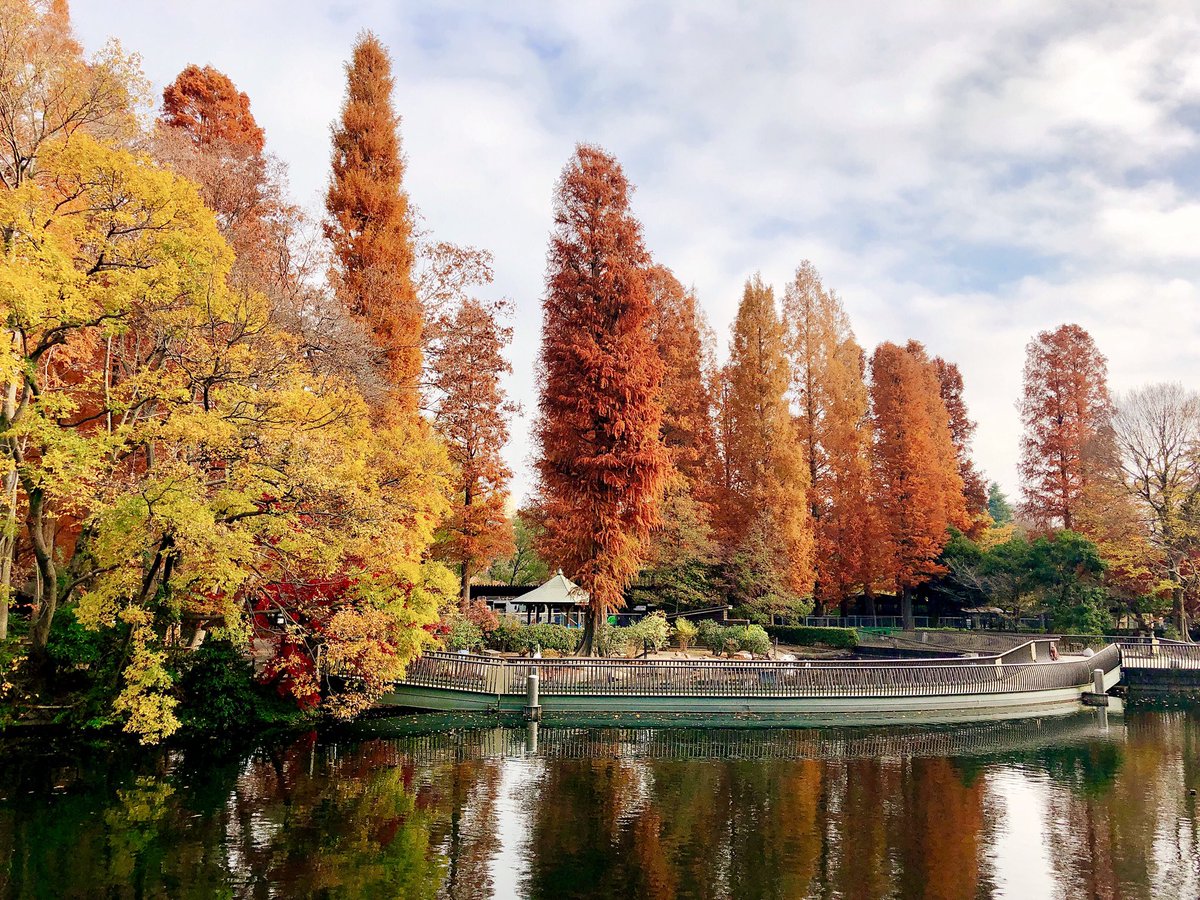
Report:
158,65,282,299
641,265,719,609
1019,324,1113,530
325,32,422,405
932,356,989,536
782,261,872,611
161,64,265,152
534,144,668,654
719,275,815,613
431,298,516,606
869,341,967,628
817,337,877,613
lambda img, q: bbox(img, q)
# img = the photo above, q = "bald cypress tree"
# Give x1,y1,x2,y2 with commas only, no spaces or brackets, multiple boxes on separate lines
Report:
718,275,815,616
325,32,421,407
869,341,967,629
534,144,668,655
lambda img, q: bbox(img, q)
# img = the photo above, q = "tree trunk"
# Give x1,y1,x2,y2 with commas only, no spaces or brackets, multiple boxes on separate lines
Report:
459,560,471,611
1176,587,1192,643
864,587,877,617
27,488,58,656
0,374,18,641
579,604,604,657
0,464,16,641
901,585,915,631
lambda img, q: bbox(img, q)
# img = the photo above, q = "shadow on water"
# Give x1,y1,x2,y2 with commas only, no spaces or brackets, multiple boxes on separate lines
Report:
0,705,1197,899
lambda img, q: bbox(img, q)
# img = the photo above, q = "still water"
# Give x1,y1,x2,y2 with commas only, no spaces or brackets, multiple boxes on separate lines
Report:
1,706,1197,899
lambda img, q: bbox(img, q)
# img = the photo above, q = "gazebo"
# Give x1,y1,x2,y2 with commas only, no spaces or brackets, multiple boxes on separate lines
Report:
500,570,589,625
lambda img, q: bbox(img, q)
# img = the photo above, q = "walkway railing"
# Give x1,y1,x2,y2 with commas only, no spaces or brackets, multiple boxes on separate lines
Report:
799,616,1048,631
1116,641,1200,670
400,643,1120,699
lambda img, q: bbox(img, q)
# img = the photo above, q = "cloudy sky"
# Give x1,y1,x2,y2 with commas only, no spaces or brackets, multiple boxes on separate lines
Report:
72,1,1200,502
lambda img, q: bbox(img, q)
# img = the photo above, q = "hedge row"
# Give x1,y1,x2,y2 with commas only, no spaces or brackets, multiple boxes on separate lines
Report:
479,613,674,657
485,621,581,654
765,625,859,649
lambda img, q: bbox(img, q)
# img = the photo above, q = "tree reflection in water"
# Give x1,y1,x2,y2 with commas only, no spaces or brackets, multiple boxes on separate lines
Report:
0,707,1197,899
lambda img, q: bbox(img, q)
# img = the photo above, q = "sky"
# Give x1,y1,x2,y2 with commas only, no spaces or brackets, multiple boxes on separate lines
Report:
71,1,1200,503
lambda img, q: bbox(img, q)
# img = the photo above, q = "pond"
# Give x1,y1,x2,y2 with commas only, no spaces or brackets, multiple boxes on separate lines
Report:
1,705,1197,899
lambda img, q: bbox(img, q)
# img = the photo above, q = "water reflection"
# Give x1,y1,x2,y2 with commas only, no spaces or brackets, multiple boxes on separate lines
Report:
0,707,1196,899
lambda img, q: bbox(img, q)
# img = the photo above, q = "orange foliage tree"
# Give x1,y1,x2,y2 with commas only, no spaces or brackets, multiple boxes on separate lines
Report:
932,356,989,536
430,298,516,606
783,261,874,612
869,341,967,628
156,65,285,295
641,264,720,608
161,64,265,152
718,275,815,616
325,31,422,405
646,265,717,488
1018,324,1113,531
534,144,668,654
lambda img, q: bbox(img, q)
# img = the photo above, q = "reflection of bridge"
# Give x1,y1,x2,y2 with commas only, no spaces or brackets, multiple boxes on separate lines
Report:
383,640,1123,720
352,710,1121,765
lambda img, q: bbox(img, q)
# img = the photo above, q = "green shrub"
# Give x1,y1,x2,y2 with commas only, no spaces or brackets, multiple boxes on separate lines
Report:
765,625,859,649
696,621,772,656
738,624,771,656
443,617,484,652
44,608,107,672
624,612,670,653
484,620,581,654
176,640,300,733
673,618,698,649
697,619,725,652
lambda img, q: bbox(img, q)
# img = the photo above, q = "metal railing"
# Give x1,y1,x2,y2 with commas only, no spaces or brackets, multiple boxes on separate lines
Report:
1116,641,1200,670
798,616,1047,631
400,643,1120,699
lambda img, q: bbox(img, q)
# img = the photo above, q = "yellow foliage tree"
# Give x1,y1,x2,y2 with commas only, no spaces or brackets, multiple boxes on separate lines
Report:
1,133,452,740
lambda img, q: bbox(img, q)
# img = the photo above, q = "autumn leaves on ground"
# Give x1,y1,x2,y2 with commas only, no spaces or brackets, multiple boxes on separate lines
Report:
1,3,1197,744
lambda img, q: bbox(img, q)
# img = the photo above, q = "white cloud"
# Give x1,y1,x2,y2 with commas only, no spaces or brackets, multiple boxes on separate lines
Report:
70,0,1200,502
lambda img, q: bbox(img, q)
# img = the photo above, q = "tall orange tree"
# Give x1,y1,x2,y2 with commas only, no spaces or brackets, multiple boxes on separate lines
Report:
534,144,668,654
430,298,515,606
642,264,719,608
1018,324,1112,531
869,341,966,628
782,261,874,611
646,265,717,490
932,356,988,536
325,31,422,406
157,65,284,295
817,339,877,614
718,275,815,616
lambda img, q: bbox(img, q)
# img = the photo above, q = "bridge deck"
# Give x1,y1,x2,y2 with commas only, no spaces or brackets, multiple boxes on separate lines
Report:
384,641,1123,718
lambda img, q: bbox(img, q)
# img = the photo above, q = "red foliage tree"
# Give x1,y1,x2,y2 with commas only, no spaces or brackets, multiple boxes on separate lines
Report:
869,341,967,628
325,32,422,406
645,264,717,491
534,144,668,654
1018,324,1113,531
430,298,516,606
932,356,988,536
161,64,265,153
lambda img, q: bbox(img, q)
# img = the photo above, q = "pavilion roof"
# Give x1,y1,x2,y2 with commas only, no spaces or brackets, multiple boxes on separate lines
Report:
517,570,589,607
